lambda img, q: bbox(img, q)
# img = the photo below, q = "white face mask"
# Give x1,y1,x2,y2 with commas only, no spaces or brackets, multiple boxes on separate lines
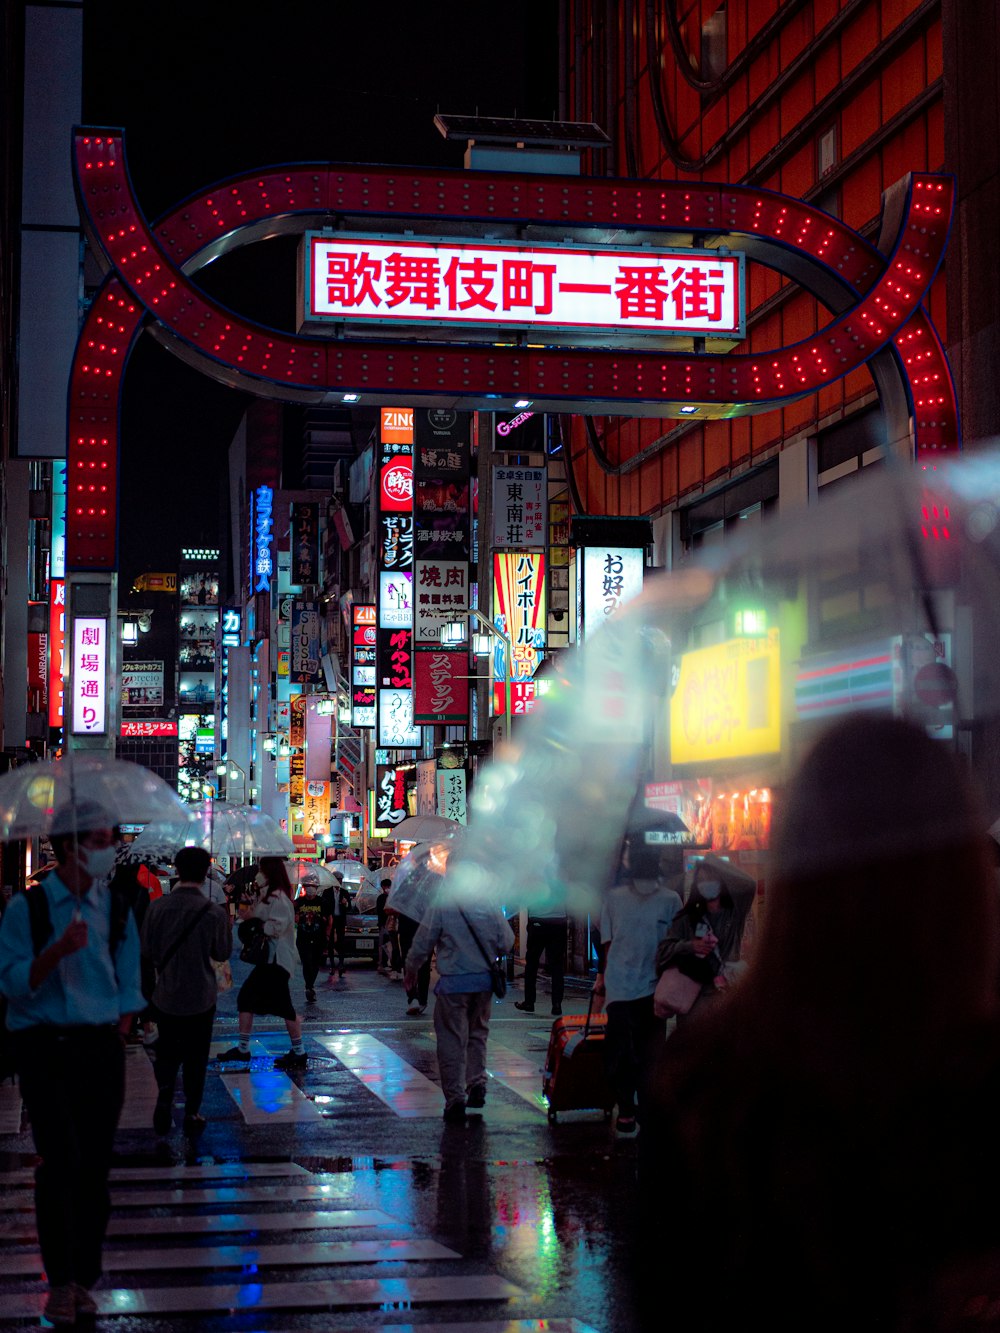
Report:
80,844,117,879
303,882,319,897
255,872,267,889
699,879,722,901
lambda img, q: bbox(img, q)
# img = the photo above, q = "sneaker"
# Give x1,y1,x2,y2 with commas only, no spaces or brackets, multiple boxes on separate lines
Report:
443,1100,467,1125
305,988,317,1002
552,1005,563,1016
338,969,346,978
274,1050,308,1070
183,1113,207,1136
514,1001,535,1013
615,1115,638,1137
217,1046,251,1063
406,999,422,1015
389,971,403,982
152,1097,172,1137
72,1283,97,1316
43,1284,76,1326
466,1084,486,1109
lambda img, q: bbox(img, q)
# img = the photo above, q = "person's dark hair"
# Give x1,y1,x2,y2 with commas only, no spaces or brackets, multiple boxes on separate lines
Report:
258,856,293,901
380,877,392,888
174,846,211,883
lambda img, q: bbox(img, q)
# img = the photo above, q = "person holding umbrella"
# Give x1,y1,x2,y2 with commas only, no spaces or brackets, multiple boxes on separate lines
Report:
0,800,143,1327
654,853,755,1016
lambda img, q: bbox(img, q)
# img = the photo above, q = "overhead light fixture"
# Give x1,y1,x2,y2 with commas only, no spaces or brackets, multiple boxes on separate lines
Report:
120,622,138,645
513,399,532,409
440,619,466,646
215,763,227,775
262,735,276,753
279,742,291,758
342,392,361,403
473,631,492,656
679,405,700,415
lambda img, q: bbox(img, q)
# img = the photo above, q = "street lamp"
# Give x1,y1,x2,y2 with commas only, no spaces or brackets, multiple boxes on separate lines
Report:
438,607,513,745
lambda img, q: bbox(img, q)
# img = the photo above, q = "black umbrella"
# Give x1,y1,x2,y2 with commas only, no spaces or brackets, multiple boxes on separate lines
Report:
625,800,694,847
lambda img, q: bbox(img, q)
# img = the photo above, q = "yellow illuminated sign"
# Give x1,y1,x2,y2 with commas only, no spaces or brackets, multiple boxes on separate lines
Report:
670,630,781,764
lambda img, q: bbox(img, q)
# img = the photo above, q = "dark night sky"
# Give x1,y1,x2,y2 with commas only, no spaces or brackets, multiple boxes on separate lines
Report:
81,1,559,585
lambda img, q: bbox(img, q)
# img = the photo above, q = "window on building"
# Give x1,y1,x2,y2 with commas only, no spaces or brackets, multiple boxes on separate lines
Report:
701,5,727,82
818,125,838,178
816,407,888,498
681,461,778,555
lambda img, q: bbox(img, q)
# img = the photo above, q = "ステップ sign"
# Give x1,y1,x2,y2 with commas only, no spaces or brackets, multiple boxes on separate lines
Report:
305,235,743,337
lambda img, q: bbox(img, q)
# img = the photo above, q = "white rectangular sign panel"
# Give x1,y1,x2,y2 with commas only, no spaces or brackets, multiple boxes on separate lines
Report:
378,688,421,749
306,235,743,337
493,467,547,549
581,547,645,639
72,617,107,734
379,570,413,629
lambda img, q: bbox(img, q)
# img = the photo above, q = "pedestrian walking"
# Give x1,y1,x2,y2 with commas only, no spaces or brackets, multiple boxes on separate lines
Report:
375,877,394,974
219,857,306,1070
514,897,568,1017
637,714,1000,1333
295,873,326,1002
320,869,349,979
595,833,682,1136
141,845,231,1137
0,801,143,1327
397,906,431,1014
654,855,754,1018
405,893,514,1123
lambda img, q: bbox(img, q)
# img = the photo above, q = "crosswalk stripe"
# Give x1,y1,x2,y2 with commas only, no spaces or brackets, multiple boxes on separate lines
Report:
483,1042,549,1113
0,1274,523,1319
0,1207,397,1242
314,1032,444,1117
0,1181,364,1212
220,1068,323,1123
116,1044,161,1130
0,1161,310,1188
0,1237,460,1278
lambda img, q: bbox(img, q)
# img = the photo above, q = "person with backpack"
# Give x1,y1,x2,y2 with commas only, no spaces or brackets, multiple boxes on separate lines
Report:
141,846,232,1137
0,800,143,1328
294,872,326,1002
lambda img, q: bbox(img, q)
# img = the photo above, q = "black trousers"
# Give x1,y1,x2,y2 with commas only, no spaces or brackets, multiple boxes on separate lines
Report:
15,1025,125,1288
328,920,346,969
522,918,568,1009
604,994,665,1119
153,1006,215,1118
297,940,325,990
397,913,430,1006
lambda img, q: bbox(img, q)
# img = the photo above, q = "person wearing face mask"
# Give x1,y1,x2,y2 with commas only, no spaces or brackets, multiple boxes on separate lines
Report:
655,855,755,1018
294,873,326,1003
595,832,684,1137
0,800,143,1328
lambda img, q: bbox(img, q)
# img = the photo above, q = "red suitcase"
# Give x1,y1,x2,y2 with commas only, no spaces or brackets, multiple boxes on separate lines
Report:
542,997,614,1123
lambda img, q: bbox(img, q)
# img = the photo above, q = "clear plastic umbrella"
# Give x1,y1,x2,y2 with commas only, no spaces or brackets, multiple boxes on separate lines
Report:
285,861,341,891
386,837,462,922
130,800,293,860
391,814,462,843
0,754,188,842
445,448,1000,915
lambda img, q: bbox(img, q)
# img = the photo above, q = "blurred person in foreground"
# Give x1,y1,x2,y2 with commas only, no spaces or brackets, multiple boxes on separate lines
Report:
404,853,514,1123
636,715,1000,1333
142,845,231,1136
0,802,142,1327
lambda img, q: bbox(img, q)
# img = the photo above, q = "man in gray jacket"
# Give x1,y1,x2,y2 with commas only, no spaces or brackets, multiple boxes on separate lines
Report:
141,845,232,1136
405,892,514,1124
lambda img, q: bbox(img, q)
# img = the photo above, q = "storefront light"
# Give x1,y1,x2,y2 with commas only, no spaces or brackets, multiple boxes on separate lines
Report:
473,631,492,656
441,619,466,646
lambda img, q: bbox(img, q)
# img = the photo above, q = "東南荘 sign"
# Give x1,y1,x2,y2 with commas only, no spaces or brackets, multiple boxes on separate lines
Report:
305,235,744,337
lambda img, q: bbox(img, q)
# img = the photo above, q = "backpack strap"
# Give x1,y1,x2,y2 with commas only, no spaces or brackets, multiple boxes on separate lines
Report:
26,886,53,955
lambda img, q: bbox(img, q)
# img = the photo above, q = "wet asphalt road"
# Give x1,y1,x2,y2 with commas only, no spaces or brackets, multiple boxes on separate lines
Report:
0,950,648,1333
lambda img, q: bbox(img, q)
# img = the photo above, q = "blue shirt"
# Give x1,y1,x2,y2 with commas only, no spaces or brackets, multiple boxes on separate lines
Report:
600,880,683,1004
0,872,144,1030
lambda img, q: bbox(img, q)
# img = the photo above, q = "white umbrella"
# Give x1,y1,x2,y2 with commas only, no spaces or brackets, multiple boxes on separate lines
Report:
0,754,188,842
391,814,461,843
285,861,341,891
132,800,294,859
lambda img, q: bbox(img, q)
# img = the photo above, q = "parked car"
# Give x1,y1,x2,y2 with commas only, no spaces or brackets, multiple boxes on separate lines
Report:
343,890,380,964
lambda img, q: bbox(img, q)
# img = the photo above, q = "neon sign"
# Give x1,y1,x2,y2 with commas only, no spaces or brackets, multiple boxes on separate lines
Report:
252,486,274,592
71,617,107,735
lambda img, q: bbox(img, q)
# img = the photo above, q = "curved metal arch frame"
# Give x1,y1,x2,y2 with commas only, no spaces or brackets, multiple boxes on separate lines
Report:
67,129,958,569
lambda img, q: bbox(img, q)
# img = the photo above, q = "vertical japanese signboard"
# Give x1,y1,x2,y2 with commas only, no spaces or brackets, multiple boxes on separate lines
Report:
71,617,107,734
580,547,645,639
251,485,274,593
436,768,467,824
291,502,320,587
492,467,547,548
48,579,66,729
375,762,409,829
413,409,471,724
290,599,322,683
493,553,546,716
376,408,416,749
351,604,376,728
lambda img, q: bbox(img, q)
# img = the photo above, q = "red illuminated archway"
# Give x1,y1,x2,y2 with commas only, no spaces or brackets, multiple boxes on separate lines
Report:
68,128,958,569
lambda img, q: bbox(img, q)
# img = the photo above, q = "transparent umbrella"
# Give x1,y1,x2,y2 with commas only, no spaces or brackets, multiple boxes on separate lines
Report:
0,754,188,842
445,449,1000,916
391,814,462,843
131,800,293,860
285,861,341,891
387,837,462,922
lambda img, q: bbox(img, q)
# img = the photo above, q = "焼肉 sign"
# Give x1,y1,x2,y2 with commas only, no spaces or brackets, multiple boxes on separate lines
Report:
305,235,744,337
